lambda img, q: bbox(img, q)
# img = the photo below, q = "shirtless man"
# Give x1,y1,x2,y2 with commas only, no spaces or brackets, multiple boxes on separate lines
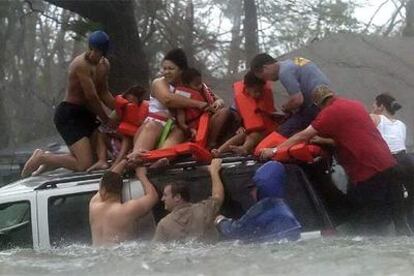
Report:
89,160,159,246
21,31,116,177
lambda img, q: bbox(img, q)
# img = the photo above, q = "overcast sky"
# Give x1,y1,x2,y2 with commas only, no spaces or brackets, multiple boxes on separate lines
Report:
355,0,401,25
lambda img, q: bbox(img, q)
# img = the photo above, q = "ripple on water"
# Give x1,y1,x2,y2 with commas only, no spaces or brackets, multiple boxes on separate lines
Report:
1,237,414,275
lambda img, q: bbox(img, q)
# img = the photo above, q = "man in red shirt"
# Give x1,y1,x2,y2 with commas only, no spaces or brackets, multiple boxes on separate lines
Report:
260,86,411,235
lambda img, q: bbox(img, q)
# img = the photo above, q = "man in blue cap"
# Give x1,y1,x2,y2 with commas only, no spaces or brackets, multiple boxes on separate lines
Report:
22,31,116,177
215,161,301,242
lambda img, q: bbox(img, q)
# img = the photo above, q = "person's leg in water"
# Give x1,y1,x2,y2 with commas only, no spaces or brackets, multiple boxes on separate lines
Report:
150,126,187,168
212,132,246,157
87,130,110,172
394,153,414,228
127,120,163,164
208,107,231,149
110,135,132,170
230,131,263,155
21,137,95,177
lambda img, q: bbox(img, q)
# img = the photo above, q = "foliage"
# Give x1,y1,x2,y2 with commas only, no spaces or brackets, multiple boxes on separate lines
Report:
0,0,410,148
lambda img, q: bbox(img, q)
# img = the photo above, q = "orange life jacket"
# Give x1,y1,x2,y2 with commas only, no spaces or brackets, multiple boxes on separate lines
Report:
175,84,215,129
254,131,323,163
233,81,277,135
140,112,212,163
114,95,149,137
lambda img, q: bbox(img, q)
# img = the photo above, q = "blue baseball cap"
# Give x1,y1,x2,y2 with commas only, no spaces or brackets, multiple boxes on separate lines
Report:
88,30,110,56
253,161,286,200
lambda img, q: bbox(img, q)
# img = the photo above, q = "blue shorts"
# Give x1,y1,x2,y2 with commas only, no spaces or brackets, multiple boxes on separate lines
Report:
279,104,319,137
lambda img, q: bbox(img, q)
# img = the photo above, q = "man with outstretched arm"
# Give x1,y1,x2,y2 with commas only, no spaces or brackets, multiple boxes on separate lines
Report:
89,160,159,246
21,30,116,177
259,86,411,235
250,54,330,137
153,158,224,242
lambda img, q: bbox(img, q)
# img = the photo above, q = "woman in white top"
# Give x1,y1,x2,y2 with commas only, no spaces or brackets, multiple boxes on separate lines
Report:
128,49,227,164
128,49,209,160
370,93,406,155
371,93,414,227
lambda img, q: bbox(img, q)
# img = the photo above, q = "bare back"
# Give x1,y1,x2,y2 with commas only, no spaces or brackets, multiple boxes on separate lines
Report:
89,193,139,246
64,53,110,105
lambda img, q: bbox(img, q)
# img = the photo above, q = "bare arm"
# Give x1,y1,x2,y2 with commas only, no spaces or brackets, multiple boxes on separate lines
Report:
278,125,318,150
176,109,188,130
123,167,159,218
260,125,319,160
77,65,110,123
370,114,380,126
152,78,207,109
282,93,304,113
208,158,224,207
310,136,335,146
96,58,115,110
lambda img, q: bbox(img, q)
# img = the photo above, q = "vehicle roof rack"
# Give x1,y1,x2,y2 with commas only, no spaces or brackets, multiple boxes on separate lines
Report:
34,172,103,190
148,155,257,171
33,155,258,190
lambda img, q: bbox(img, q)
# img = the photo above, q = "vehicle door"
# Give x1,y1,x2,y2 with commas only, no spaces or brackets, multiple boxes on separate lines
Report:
36,182,98,248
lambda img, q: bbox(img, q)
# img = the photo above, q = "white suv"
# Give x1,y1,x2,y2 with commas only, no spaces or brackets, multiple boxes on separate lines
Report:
0,160,331,250
0,169,155,250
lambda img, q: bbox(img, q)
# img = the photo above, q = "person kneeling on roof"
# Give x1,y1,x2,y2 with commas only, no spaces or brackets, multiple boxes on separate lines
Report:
259,86,412,236
215,161,301,242
212,71,278,157
153,158,224,242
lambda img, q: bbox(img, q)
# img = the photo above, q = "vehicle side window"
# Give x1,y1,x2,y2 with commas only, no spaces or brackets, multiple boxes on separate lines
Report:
48,192,94,247
0,201,32,250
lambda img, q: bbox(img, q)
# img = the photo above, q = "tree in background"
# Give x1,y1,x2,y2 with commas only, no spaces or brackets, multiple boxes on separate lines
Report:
0,0,394,149
243,0,259,66
403,0,414,36
44,0,149,92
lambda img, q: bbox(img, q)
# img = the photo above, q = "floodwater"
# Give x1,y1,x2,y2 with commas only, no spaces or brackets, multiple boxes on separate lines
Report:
1,236,414,276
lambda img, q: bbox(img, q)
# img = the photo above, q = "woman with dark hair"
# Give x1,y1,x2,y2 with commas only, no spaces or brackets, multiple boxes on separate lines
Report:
370,93,414,228
370,93,406,155
128,49,209,162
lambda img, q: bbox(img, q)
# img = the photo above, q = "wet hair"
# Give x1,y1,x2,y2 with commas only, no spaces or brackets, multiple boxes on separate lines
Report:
376,93,402,115
182,67,202,86
244,70,265,88
250,53,277,72
100,171,123,195
122,85,147,102
168,181,191,202
163,48,188,70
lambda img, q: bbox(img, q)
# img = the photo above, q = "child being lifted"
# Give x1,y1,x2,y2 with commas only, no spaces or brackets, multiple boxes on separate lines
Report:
212,71,279,156
174,68,216,141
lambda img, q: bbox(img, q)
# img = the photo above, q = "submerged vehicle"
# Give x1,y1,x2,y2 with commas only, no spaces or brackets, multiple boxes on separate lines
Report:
0,156,343,250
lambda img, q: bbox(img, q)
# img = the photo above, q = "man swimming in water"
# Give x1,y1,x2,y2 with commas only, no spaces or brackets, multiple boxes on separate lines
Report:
21,31,116,177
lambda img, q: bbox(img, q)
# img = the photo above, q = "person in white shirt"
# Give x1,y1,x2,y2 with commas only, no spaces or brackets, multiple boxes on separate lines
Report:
370,93,414,228
370,93,406,155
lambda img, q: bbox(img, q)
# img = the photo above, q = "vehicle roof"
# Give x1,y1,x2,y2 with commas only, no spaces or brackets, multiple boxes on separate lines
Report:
0,169,104,197
0,156,258,197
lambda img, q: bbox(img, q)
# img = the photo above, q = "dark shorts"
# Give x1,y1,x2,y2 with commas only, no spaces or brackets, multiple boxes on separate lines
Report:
54,102,100,146
279,104,319,137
